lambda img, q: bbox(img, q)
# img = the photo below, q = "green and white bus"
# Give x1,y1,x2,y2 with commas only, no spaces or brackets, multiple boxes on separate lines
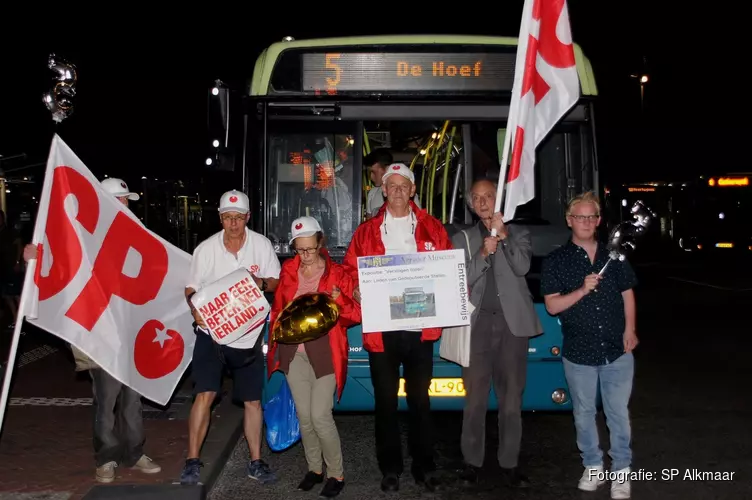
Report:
210,34,601,411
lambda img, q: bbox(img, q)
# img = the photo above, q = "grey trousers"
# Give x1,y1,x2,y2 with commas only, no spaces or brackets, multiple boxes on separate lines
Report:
287,351,344,478
461,310,529,468
91,368,145,467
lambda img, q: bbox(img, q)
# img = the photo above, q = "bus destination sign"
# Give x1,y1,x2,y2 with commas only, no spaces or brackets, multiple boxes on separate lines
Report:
300,52,516,93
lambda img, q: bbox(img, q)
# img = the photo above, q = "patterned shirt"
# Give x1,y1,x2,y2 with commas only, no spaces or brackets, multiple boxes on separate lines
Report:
540,239,637,366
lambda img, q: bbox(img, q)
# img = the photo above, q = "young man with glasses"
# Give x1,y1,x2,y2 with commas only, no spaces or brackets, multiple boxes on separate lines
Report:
181,189,281,486
540,191,638,500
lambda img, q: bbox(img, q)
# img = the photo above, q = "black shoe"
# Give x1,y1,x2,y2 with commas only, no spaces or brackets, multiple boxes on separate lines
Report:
500,467,531,488
380,473,399,492
297,471,324,491
319,477,345,497
459,464,480,483
413,468,442,492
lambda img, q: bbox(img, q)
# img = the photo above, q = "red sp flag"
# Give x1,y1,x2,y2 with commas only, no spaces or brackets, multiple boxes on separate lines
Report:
189,268,270,345
23,135,195,405
497,0,580,221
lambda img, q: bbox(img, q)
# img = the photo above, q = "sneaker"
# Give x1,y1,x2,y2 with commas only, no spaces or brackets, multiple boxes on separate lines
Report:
578,465,606,491
247,459,277,484
95,461,117,483
297,471,324,491
132,454,161,474
180,458,203,485
611,467,631,499
320,477,345,497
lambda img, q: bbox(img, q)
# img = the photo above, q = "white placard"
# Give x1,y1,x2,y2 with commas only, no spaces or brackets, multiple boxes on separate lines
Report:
357,249,471,333
190,268,271,345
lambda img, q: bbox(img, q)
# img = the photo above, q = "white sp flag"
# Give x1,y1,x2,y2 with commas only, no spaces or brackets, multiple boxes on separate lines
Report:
23,135,195,405
497,0,581,221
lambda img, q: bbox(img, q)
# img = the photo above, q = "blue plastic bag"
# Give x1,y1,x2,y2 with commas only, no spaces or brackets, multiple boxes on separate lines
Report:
263,378,301,452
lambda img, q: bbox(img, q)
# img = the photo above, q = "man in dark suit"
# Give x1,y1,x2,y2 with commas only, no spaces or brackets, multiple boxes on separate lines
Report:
453,178,542,488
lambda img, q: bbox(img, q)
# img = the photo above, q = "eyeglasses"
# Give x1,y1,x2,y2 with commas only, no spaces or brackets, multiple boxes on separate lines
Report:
568,214,600,223
221,215,246,223
294,247,319,255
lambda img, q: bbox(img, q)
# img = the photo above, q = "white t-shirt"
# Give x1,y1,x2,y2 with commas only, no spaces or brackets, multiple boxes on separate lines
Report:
380,209,420,332
188,227,281,349
381,210,418,255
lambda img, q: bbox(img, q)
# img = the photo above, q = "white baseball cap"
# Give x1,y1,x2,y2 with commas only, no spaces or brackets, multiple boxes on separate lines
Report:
381,163,415,184
218,189,249,214
289,216,322,245
101,177,139,200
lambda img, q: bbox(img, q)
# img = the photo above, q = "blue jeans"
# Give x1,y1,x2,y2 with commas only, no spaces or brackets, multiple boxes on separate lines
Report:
563,353,634,471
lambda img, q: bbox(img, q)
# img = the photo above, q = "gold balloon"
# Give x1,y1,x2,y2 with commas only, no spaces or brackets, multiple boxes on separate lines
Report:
272,293,340,344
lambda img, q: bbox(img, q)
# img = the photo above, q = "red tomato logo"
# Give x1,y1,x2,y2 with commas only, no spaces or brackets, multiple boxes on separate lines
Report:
295,223,303,230
134,319,185,379
229,196,238,202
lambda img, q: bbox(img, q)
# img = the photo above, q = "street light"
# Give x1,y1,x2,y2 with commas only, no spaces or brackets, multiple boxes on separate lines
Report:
630,74,649,112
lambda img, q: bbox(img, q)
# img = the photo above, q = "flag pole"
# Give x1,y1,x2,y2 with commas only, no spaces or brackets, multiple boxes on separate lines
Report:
491,0,531,237
0,257,38,436
491,123,516,238
0,135,57,437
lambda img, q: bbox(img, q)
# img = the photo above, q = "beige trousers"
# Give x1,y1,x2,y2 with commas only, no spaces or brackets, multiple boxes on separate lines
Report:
287,351,344,478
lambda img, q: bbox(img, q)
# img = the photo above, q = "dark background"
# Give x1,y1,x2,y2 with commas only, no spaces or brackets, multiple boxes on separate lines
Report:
0,5,744,203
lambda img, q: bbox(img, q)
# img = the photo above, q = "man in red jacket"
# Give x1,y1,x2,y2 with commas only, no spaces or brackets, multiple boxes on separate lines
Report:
343,163,452,493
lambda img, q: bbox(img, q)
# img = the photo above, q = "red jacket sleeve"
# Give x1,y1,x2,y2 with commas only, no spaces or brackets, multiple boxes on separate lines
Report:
342,226,364,283
434,219,453,251
332,265,361,327
266,267,292,377
269,262,294,341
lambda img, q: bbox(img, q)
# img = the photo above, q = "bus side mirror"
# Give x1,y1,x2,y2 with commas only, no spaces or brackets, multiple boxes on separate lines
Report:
206,80,236,172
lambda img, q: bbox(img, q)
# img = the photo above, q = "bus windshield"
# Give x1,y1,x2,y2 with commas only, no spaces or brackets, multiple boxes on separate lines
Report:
265,123,360,254
404,289,427,304
244,36,600,267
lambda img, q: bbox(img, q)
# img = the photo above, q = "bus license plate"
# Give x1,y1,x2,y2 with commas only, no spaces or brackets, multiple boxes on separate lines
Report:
397,378,465,397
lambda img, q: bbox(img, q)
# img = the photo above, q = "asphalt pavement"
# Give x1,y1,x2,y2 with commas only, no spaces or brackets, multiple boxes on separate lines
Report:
208,254,752,500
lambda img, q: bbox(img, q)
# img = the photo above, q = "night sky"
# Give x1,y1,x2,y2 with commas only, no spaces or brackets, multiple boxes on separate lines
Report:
0,5,742,206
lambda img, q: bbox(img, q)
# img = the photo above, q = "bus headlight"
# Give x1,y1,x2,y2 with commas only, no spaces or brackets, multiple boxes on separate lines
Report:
550,346,560,356
552,389,568,404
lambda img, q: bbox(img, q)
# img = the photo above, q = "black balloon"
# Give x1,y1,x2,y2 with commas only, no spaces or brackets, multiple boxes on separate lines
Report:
42,54,77,123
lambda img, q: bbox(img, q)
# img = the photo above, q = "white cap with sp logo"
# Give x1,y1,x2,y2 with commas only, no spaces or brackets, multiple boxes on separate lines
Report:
101,177,139,200
218,190,249,214
381,163,415,184
289,216,322,245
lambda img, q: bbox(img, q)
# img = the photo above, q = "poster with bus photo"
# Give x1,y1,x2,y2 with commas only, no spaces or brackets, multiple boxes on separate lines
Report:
357,250,470,333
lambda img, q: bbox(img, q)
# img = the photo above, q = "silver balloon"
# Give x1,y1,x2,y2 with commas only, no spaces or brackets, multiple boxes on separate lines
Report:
42,54,77,123
599,200,655,276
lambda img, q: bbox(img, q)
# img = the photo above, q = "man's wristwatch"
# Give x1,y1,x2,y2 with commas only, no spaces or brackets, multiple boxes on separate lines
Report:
260,279,268,292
